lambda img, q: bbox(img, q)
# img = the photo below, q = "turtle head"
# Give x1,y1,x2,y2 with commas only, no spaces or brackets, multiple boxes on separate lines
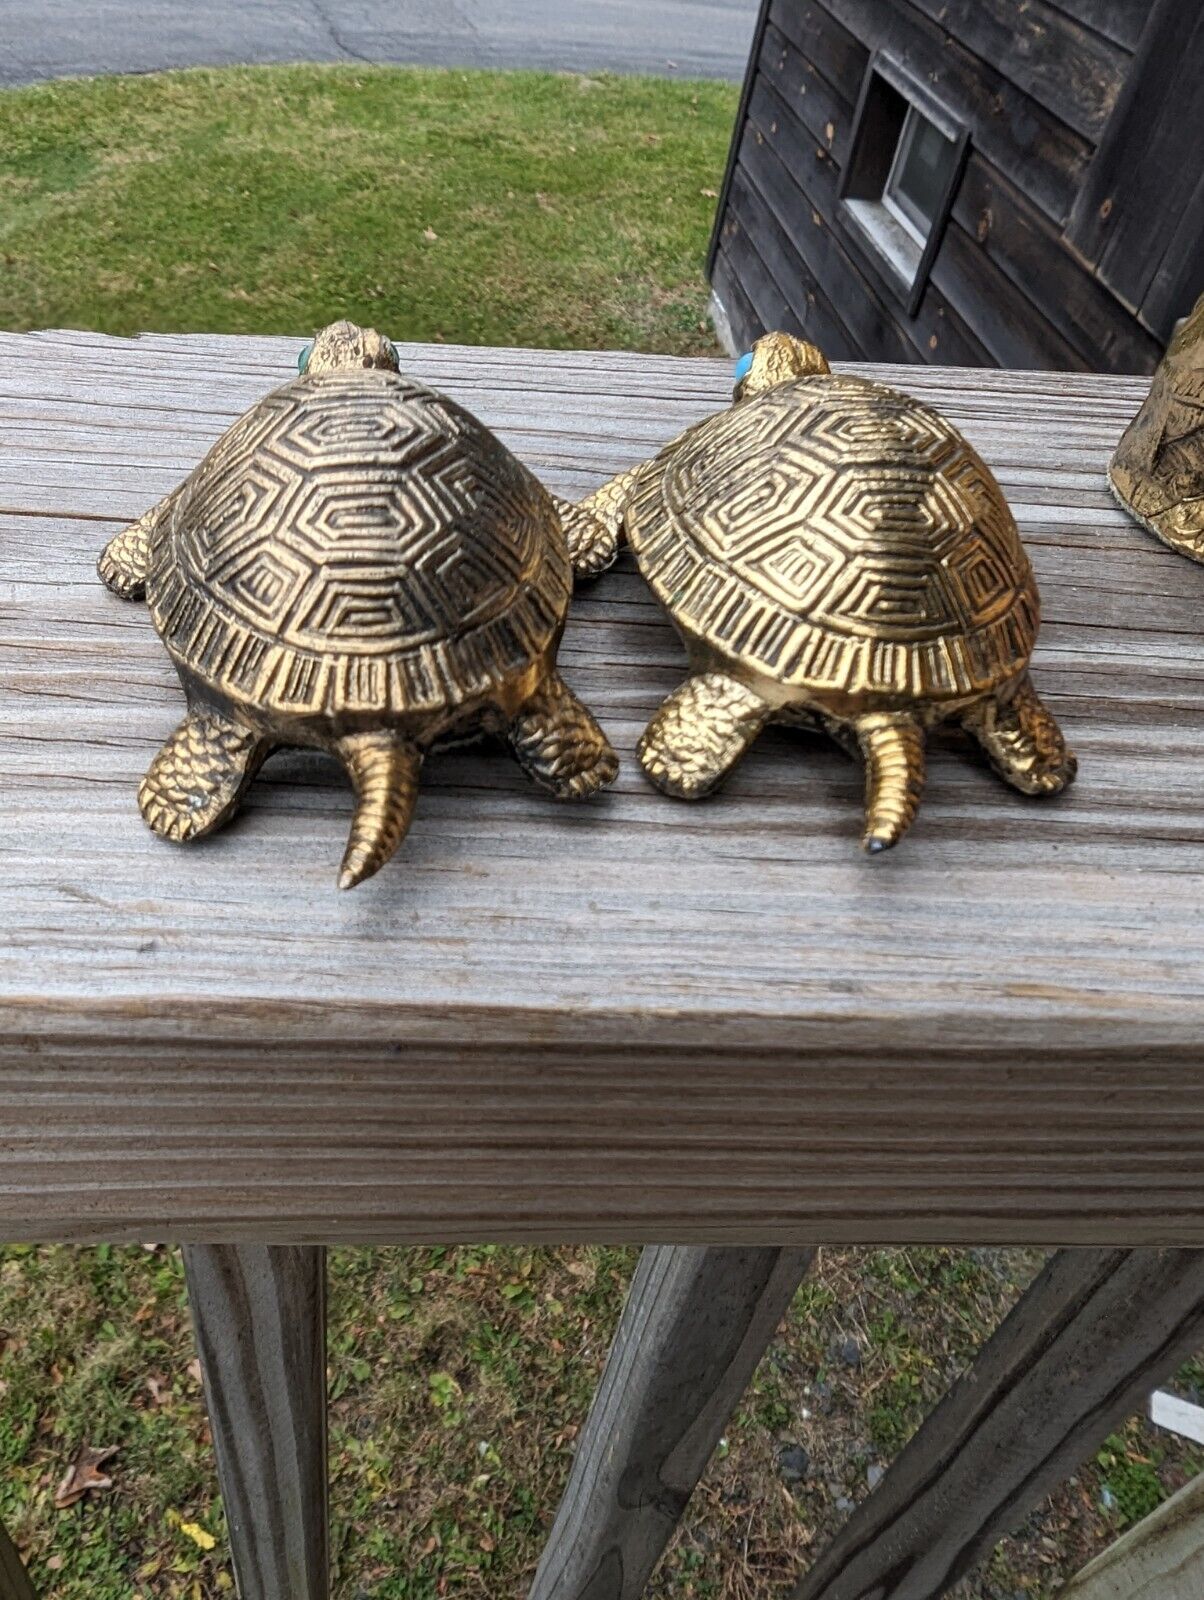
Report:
299,320,400,376
733,332,830,402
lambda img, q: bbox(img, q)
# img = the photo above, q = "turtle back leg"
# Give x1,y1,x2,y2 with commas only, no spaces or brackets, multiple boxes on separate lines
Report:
552,467,640,579
139,707,271,843
851,712,927,853
98,490,176,600
638,671,771,798
334,731,423,890
509,671,618,799
961,675,1077,795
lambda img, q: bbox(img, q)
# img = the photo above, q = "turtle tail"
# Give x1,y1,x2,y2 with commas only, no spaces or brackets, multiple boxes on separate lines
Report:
334,732,423,889
855,713,926,854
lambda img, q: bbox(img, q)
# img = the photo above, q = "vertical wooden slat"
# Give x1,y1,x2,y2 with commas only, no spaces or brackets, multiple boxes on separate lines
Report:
789,1248,1204,1600
0,1519,35,1600
529,1245,816,1600
1057,1469,1204,1600
1064,0,1204,332
182,1245,328,1600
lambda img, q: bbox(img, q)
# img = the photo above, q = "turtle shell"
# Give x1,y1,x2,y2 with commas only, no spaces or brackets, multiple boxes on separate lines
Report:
146,371,570,720
627,374,1037,703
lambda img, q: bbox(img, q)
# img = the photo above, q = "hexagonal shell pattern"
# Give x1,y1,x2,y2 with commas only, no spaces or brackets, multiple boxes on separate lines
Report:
147,372,570,720
628,374,1037,703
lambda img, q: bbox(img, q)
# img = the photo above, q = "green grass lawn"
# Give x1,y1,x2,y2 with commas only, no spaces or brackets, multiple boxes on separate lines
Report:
0,63,735,352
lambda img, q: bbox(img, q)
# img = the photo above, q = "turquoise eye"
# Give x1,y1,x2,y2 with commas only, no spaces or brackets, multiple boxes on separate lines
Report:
297,342,313,374
734,351,754,382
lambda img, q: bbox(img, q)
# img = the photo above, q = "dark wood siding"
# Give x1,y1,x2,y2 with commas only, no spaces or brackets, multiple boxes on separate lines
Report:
709,0,1175,374
1065,0,1204,342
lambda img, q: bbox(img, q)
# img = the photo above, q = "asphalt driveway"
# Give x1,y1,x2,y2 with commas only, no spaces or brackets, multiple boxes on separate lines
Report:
0,0,760,86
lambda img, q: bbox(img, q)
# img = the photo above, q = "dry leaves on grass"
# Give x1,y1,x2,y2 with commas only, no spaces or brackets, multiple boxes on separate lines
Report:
55,1443,118,1509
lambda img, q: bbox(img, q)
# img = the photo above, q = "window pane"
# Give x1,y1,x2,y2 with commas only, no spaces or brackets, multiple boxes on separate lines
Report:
893,115,956,228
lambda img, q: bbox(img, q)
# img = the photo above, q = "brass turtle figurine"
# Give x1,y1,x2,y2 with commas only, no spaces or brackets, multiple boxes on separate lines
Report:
576,332,1076,851
1110,290,1204,563
98,320,618,888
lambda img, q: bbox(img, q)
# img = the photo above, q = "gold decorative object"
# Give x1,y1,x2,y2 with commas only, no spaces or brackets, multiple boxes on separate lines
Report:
576,332,1075,851
1109,292,1204,563
98,320,618,887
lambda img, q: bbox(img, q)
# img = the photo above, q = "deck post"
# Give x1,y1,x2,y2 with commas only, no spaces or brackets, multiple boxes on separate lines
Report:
182,1245,328,1600
789,1248,1204,1600
529,1245,815,1600
0,1519,35,1600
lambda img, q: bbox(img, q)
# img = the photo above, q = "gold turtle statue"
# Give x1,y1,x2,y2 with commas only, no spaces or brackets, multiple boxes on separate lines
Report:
98,320,618,888
576,331,1076,851
1109,290,1204,563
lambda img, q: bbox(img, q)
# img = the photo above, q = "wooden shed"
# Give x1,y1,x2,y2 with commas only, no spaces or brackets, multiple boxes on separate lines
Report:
708,0,1204,373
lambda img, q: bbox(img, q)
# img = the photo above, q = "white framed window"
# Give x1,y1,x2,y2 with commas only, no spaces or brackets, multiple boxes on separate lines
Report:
839,58,967,313
882,106,960,245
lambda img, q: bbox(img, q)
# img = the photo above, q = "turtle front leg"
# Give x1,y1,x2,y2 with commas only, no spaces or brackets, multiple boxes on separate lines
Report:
552,467,640,580
510,671,619,799
139,708,271,843
962,676,1078,796
98,490,177,600
553,496,620,580
638,671,770,798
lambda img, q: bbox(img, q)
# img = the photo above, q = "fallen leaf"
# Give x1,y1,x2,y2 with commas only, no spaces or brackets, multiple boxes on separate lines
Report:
180,1521,216,1551
145,1375,169,1406
423,227,439,242
47,1556,64,1572
55,1443,118,1509
187,1358,204,1387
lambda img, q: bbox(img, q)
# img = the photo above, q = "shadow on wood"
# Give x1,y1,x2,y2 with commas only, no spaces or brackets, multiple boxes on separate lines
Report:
183,1245,328,1600
789,1249,1204,1600
529,1246,815,1599
0,1518,35,1600
1057,1469,1204,1600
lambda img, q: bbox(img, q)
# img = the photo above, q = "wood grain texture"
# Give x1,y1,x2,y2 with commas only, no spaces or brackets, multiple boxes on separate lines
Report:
789,1249,1204,1600
1065,0,1204,331
0,1520,35,1600
529,1247,814,1600
719,0,1164,374
1057,1469,1204,1600
804,0,1091,225
182,1246,328,1600
2,330,1204,1245
741,72,990,366
1044,0,1146,54
902,0,1126,142
950,153,1161,376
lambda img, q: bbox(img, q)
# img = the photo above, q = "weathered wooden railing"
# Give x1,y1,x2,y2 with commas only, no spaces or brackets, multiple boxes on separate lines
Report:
2,331,1202,1598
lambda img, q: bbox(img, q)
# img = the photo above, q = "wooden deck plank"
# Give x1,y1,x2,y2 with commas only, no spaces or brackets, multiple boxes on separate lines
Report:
182,1246,328,1600
1,331,1201,1245
530,1248,815,1599
1056,1470,1204,1600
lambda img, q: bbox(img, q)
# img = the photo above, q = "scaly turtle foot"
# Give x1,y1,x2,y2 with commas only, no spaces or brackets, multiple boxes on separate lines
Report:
139,710,270,842
963,677,1077,796
638,672,769,799
510,671,618,799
